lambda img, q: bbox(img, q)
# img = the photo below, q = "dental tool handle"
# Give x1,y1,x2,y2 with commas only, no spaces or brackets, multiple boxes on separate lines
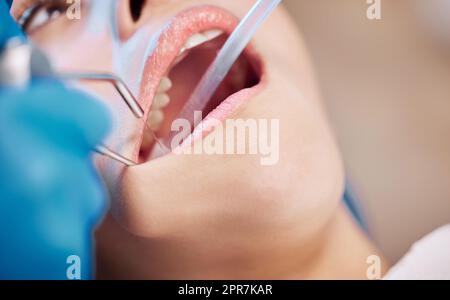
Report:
176,0,282,131
1,41,137,166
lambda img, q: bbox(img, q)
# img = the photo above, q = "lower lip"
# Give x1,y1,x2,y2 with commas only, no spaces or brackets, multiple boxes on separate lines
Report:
133,5,266,161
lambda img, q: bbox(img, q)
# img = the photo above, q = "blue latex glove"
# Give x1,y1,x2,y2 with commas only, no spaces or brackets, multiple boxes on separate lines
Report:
0,4,111,280
0,1,24,47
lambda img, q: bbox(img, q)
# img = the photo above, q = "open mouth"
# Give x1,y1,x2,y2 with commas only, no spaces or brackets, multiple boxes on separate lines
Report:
136,6,264,163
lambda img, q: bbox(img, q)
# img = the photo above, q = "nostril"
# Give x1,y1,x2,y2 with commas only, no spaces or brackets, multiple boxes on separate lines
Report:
130,0,146,22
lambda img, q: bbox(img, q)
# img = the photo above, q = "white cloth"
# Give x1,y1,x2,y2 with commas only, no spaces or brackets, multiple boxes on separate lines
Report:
384,225,450,280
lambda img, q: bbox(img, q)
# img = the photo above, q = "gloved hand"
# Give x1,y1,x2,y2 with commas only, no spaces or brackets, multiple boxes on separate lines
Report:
0,3,111,280
0,1,24,46
0,82,111,280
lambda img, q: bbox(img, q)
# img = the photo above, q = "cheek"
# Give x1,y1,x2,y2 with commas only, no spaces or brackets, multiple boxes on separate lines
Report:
32,30,113,73
30,22,143,162
240,66,345,217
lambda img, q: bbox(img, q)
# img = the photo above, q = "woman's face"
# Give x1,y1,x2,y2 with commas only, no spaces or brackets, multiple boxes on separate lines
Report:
12,0,345,278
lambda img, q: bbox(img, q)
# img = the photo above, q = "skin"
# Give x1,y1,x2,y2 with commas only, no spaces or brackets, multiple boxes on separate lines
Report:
12,0,387,279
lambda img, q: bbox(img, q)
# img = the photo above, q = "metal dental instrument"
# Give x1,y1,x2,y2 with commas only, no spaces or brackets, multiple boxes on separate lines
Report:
0,37,143,167
58,72,144,119
164,0,283,151
57,72,142,166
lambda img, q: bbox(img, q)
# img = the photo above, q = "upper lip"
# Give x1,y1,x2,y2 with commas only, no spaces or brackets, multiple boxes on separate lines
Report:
132,5,264,161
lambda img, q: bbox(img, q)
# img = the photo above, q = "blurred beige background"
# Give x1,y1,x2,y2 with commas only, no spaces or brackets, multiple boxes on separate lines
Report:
284,0,450,262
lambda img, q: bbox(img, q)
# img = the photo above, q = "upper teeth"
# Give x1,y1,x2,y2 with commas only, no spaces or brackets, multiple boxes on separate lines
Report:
146,30,224,132
203,29,223,40
147,77,172,131
179,29,224,55
157,77,172,93
147,110,165,131
153,93,170,109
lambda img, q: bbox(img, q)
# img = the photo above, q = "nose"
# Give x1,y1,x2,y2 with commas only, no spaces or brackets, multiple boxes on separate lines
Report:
116,0,182,42
116,0,146,41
